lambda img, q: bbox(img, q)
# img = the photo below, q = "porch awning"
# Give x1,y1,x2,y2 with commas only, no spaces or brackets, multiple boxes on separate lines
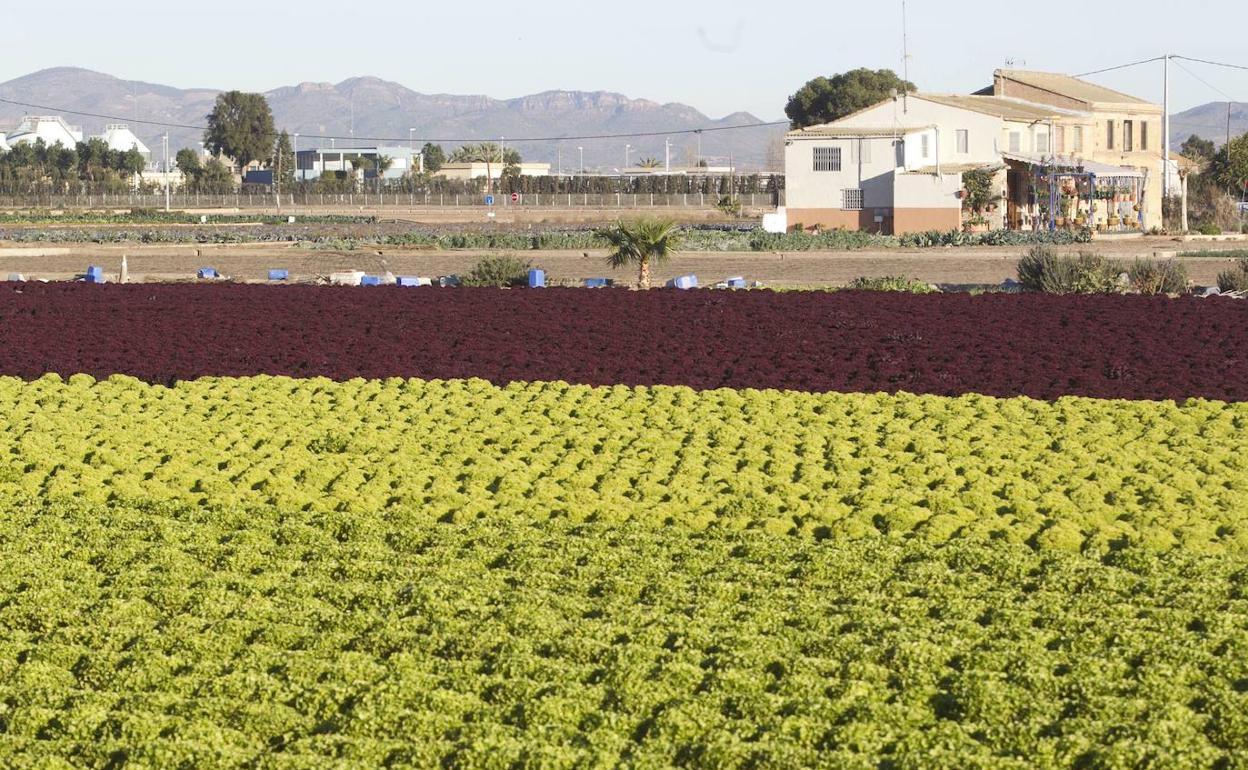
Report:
1002,152,1145,179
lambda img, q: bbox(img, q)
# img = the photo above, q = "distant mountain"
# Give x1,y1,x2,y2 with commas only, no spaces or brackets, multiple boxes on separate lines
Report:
1170,101,1248,150
0,68,785,171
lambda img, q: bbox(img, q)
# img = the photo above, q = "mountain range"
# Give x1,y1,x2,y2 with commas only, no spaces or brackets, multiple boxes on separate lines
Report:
1168,101,1248,150
0,68,786,171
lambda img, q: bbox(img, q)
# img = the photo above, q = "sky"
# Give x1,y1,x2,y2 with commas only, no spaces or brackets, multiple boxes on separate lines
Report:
1,0,1245,119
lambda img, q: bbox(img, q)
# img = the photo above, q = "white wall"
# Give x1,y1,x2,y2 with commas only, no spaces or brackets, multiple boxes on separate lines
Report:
835,97,1004,165
785,135,901,210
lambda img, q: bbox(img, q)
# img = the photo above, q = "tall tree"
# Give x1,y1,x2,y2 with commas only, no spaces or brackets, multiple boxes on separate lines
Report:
785,69,916,129
204,91,276,175
450,143,520,192
421,143,445,173
600,217,682,290
1181,134,1217,162
271,131,296,189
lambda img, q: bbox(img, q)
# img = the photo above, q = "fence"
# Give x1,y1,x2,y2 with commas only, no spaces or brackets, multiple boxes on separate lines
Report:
0,191,787,210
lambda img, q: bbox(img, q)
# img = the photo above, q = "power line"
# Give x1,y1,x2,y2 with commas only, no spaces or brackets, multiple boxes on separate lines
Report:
1074,56,1166,78
1174,55,1248,74
0,95,787,145
1172,59,1236,102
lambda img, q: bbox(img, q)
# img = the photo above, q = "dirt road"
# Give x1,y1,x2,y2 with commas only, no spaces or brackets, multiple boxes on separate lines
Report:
1,237,1244,288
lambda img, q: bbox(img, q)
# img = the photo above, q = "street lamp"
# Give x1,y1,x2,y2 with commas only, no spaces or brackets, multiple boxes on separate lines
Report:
578,146,584,175
625,144,632,169
409,128,415,151
293,133,299,180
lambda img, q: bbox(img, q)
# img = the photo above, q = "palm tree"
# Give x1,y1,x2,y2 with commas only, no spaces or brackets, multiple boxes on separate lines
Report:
373,155,394,192
637,157,661,169
450,142,504,193
600,218,682,290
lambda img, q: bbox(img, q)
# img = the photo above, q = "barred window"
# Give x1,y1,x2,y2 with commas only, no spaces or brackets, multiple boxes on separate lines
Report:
956,129,969,154
842,189,864,210
813,146,842,172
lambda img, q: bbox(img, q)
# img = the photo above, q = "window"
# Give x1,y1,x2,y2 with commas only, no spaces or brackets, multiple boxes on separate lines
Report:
1055,126,1066,153
956,129,969,154
1036,133,1049,153
1008,131,1021,153
1073,126,1084,152
813,146,841,172
1124,120,1134,152
1141,121,1148,151
920,134,930,158
842,189,864,210
1106,120,1115,150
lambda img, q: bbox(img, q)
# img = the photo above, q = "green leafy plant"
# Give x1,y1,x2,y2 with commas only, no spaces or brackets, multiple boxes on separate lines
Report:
461,255,536,288
1216,259,1248,292
845,275,937,293
1128,258,1189,295
1016,247,1124,294
599,218,682,289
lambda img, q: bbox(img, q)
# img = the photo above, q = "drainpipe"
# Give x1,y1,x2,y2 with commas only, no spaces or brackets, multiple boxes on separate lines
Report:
934,128,941,176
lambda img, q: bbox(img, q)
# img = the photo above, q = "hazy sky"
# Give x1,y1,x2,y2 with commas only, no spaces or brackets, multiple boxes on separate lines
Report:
2,0,1244,119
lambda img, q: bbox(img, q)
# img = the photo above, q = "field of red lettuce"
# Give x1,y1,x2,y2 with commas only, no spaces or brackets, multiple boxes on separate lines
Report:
1,282,1245,400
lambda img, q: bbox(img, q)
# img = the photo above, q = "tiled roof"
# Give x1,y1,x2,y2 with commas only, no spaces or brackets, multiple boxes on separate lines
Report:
916,94,1071,121
995,70,1154,106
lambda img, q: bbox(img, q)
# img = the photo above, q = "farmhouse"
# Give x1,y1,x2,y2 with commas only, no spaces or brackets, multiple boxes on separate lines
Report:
784,70,1163,234
435,161,552,180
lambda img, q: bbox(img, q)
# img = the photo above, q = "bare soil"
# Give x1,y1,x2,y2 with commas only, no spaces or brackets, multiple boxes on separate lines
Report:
1,236,1244,288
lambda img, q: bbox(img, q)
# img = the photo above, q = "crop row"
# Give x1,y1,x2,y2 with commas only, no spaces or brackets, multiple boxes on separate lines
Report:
2,375,1246,554
0,224,1093,250
0,500,1243,769
3,284,1248,400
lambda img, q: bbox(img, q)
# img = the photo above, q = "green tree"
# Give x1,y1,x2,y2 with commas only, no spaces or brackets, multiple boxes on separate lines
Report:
1181,134,1216,162
421,143,445,172
450,143,520,192
600,217,682,290
196,158,236,193
785,69,916,129
175,148,202,179
121,148,146,179
204,91,276,175
271,131,296,189
1209,133,1248,195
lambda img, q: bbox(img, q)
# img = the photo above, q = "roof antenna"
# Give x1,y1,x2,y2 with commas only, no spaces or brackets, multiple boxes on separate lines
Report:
901,0,911,114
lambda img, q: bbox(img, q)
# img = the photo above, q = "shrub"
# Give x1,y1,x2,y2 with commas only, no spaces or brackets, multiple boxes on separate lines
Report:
461,255,535,287
1016,247,1123,294
845,276,937,293
1198,223,1223,236
898,228,1092,248
1128,258,1188,295
1216,259,1248,293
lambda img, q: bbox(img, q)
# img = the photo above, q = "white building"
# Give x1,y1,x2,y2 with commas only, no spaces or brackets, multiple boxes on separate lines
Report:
95,124,151,161
0,133,9,153
5,116,84,149
435,161,551,180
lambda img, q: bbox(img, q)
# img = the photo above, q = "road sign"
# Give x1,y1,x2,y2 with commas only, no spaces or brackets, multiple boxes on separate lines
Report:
511,192,520,203
485,194,495,206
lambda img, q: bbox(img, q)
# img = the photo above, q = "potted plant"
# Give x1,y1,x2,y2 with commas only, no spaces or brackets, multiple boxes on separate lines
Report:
1108,214,1121,227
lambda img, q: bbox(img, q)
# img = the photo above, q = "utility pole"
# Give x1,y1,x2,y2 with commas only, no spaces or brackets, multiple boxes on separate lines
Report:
696,131,702,165
294,133,299,181
162,133,170,212
1163,53,1171,199
557,146,562,176
665,138,671,172
578,146,584,175
625,144,632,169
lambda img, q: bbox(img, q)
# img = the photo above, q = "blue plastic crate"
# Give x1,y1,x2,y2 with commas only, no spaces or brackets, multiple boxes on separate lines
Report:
360,275,383,287
268,269,289,281
726,278,748,289
528,268,546,288
197,267,218,279
86,266,105,280
672,274,698,290
396,276,422,287
584,278,611,288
